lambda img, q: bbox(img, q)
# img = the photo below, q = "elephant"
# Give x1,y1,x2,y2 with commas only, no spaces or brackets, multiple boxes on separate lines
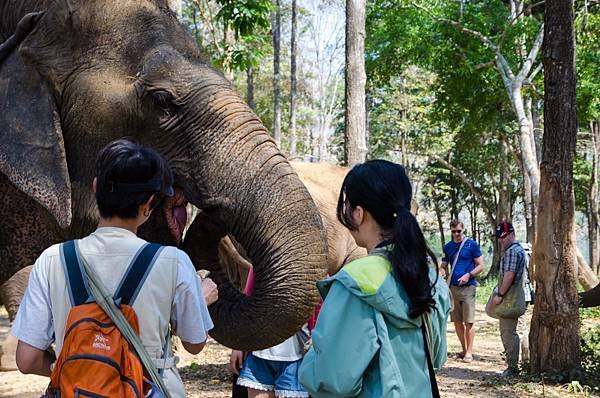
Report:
0,162,365,342
190,162,367,292
0,0,328,351
0,266,31,323
580,283,600,308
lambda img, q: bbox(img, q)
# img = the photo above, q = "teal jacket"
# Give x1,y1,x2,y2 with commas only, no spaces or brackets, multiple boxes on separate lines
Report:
299,249,451,397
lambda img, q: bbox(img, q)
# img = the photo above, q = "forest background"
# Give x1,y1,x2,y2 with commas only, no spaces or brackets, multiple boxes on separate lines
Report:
177,0,599,278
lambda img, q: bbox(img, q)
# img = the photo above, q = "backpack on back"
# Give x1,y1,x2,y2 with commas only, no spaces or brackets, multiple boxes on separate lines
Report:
46,240,163,398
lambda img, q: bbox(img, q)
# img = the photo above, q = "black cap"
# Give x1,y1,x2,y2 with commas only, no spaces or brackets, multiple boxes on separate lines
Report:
495,222,514,238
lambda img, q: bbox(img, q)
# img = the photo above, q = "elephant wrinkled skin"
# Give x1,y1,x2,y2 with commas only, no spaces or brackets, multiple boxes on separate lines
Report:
0,0,327,351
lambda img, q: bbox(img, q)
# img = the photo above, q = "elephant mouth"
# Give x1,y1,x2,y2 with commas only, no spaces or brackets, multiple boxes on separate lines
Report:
163,188,188,244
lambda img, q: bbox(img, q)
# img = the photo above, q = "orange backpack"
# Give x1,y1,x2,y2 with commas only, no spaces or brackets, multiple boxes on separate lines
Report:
45,240,163,398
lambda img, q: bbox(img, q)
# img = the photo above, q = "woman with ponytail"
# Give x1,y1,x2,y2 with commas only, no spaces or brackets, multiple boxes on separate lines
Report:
299,160,451,398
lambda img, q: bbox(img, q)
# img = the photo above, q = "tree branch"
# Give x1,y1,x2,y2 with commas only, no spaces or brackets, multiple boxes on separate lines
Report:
475,59,496,69
525,62,543,83
498,1,545,49
408,0,498,50
516,25,544,82
430,154,496,226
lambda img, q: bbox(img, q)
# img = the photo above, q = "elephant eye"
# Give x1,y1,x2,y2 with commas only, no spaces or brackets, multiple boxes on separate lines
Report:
149,90,178,118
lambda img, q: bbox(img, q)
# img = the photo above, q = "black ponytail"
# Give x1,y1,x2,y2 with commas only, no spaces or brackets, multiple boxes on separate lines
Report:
391,207,438,318
337,160,438,318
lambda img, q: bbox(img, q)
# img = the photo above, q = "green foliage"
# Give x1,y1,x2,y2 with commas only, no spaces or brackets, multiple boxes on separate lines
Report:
216,0,272,37
182,0,272,72
580,326,600,391
573,154,593,212
476,277,496,305
575,8,600,123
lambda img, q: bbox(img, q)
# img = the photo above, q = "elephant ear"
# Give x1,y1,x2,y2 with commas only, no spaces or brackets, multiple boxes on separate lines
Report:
0,15,72,229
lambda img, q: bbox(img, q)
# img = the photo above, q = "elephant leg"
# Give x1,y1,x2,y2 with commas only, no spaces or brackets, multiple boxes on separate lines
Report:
0,173,62,285
0,265,32,322
0,265,31,371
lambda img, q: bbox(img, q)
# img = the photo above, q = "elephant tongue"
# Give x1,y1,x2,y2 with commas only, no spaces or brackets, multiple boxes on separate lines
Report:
173,206,187,234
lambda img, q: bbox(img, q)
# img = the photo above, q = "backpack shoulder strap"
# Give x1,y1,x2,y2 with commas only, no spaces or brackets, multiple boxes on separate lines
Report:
61,240,92,307
114,243,163,306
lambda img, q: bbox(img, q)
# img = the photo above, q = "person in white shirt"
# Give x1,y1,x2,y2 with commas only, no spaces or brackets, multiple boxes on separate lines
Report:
12,139,216,397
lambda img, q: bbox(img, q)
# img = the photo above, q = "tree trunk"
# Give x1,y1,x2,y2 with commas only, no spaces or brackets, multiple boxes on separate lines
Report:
167,0,182,19
522,158,536,243
344,0,367,166
488,140,513,277
434,199,445,249
530,0,580,374
289,0,298,157
272,0,282,148
591,120,600,274
247,66,254,110
223,26,234,81
514,89,540,229
576,249,600,290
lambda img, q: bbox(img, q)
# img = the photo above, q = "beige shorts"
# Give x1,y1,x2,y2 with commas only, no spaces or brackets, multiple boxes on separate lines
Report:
450,285,476,324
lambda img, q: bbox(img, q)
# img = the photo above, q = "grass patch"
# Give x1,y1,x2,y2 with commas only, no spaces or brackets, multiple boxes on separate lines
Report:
580,306,600,321
475,278,496,305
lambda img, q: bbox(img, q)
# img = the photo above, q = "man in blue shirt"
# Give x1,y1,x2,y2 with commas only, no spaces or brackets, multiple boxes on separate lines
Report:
441,219,484,362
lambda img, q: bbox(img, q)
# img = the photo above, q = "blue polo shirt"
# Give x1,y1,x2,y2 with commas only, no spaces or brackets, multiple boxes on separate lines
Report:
442,238,482,287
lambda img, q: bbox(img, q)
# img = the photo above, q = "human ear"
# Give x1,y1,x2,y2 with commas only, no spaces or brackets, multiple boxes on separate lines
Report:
354,206,365,226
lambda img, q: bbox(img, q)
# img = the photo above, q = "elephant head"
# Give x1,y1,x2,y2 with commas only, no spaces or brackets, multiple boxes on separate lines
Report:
0,0,327,350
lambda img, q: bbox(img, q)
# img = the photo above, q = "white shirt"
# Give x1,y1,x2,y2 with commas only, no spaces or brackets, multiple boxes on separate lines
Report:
12,227,213,397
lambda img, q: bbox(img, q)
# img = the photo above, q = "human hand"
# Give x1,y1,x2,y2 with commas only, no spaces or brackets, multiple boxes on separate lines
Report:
457,273,470,286
439,268,447,278
303,338,313,353
229,350,244,375
201,277,218,305
492,295,503,306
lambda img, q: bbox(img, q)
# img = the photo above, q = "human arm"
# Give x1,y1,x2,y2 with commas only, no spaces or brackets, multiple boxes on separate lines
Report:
200,276,218,306
11,253,55,376
172,251,214,354
440,245,450,278
439,260,449,278
229,350,244,375
457,255,484,285
299,281,378,397
16,341,55,376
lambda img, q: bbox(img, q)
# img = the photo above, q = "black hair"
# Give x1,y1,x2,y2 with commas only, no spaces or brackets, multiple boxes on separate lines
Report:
336,159,438,318
95,139,173,219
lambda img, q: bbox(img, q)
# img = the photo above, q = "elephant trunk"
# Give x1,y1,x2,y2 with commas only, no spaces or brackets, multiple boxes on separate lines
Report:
180,86,328,351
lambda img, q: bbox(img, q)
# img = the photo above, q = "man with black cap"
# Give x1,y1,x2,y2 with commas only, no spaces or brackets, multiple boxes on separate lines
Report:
493,221,532,377
12,139,216,397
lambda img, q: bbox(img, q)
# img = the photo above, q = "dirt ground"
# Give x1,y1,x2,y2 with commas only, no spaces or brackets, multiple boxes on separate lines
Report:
0,306,594,398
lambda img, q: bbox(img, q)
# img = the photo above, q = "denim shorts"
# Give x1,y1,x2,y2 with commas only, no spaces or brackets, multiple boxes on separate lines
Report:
237,353,308,397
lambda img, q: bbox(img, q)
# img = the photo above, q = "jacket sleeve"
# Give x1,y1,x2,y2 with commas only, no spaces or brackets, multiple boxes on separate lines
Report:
299,280,379,397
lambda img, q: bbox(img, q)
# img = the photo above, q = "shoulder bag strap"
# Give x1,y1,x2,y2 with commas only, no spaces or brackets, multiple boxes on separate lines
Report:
421,319,440,398
61,240,92,306
74,242,172,398
447,238,468,285
114,243,163,305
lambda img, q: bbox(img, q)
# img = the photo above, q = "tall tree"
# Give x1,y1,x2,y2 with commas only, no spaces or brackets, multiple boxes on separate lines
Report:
530,0,580,374
345,0,367,166
591,122,600,273
289,0,298,157
272,0,282,148
168,0,182,19
247,66,255,110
